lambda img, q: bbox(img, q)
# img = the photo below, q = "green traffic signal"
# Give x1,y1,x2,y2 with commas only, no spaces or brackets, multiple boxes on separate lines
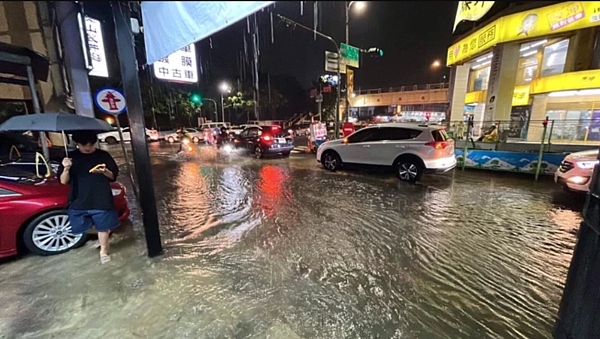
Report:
379,49,384,57
190,93,202,104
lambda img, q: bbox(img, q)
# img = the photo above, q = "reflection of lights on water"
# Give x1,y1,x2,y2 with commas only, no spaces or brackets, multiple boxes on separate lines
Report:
257,165,290,218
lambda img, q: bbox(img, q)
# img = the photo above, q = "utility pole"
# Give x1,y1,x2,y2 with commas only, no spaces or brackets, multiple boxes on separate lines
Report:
277,14,341,138
112,1,162,257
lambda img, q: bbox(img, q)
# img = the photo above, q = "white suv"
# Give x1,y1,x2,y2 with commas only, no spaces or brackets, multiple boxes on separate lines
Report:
555,149,598,192
317,123,456,182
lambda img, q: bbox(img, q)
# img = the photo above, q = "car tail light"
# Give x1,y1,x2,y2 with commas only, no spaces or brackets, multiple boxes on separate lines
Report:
425,141,450,149
261,134,273,144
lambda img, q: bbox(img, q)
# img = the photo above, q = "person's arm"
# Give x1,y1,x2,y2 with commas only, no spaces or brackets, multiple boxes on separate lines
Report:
59,158,72,185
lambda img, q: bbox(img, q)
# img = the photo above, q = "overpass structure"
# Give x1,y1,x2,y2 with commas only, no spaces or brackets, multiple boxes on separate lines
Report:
350,83,450,108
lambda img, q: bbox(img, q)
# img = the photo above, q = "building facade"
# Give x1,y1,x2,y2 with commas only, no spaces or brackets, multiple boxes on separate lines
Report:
0,1,66,113
448,1,600,143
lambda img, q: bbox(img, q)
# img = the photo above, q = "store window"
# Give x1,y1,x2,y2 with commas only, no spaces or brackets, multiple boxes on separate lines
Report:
541,39,569,77
515,55,539,85
546,101,600,142
468,53,492,92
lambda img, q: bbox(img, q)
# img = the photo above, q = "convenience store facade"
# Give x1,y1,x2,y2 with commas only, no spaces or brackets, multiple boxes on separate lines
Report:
448,1,600,143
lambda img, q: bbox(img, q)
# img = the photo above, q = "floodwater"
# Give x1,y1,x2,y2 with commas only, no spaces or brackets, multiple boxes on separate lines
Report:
0,143,583,338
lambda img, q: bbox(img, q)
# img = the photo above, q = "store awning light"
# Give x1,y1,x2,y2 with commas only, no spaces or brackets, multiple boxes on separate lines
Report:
521,50,537,58
577,89,600,96
530,40,548,48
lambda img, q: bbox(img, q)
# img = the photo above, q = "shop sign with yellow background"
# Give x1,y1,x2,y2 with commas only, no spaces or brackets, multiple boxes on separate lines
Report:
530,69,600,94
448,1,600,66
465,86,530,106
453,1,495,32
512,85,530,106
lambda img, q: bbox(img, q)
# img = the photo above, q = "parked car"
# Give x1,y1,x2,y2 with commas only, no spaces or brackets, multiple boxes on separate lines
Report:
0,168,130,258
229,124,260,135
156,126,176,140
98,127,158,144
164,128,203,143
291,123,311,136
0,132,70,163
555,149,598,193
316,123,456,182
235,125,294,158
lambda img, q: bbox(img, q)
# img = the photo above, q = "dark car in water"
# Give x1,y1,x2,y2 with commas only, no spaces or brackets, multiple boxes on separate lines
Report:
235,125,294,158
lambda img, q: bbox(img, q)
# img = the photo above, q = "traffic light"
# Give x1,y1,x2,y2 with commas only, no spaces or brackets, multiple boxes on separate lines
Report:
190,93,202,104
366,47,384,58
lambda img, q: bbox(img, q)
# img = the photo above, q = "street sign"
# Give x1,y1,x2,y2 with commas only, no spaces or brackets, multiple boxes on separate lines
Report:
153,43,198,83
85,17,109,77
322,86,332,93
325,51,346,74
94,87,126,115
341,43,359,68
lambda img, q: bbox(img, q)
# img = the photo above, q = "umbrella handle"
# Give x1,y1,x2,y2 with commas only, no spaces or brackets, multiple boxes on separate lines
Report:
62,131,69,157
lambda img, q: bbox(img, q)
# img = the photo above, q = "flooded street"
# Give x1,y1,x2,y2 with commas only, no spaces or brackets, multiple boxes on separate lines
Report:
0,143,583,338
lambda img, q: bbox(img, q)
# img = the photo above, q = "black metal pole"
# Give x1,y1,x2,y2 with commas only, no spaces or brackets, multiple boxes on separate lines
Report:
554,144,600,336
111,1,162,257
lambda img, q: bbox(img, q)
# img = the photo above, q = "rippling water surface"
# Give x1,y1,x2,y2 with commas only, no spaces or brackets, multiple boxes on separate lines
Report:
0,144,582,338
144,145,581,338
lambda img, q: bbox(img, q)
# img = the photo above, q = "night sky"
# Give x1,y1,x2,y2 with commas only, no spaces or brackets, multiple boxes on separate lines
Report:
202,1,457,89
84,1,458,120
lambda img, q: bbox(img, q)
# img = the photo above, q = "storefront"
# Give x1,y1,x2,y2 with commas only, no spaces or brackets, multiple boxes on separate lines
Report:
447,1,600,144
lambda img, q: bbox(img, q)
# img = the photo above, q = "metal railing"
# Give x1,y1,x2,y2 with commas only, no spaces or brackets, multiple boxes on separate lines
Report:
443,118,600,146
354,83,449,96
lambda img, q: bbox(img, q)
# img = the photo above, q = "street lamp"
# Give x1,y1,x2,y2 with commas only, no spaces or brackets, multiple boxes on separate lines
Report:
106,117,114,125
432,60,441,68
345,1,366,46
219,82,231,123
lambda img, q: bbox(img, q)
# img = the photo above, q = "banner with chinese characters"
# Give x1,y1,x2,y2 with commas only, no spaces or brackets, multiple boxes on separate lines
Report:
85,17,108,78
142,1,273,64
448,1,600,66
453,1,495,32
152,43,198,83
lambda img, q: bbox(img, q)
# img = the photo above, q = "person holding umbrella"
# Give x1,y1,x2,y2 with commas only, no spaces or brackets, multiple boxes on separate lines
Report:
0,113,119,263
58,130,119,264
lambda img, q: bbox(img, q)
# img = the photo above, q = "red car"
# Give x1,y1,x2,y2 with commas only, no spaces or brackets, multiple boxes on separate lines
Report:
0,168,130,258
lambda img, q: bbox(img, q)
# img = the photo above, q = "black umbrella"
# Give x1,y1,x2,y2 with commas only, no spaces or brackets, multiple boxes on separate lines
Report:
0,113,112,155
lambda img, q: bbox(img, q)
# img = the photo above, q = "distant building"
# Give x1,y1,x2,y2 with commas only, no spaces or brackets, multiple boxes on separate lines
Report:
447,1,600,144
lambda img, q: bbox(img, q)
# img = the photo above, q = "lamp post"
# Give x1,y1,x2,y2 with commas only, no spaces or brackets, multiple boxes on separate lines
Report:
220,82,231,123
345,1,365,45
278,14,342,138
345,1,365,123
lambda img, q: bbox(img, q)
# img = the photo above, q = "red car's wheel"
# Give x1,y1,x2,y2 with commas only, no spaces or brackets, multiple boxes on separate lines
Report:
23,210,86,256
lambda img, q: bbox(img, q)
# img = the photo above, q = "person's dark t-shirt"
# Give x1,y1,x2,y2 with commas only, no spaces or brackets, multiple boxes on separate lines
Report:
57,149,119,210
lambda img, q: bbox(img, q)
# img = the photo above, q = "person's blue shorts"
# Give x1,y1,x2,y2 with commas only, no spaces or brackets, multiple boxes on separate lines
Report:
67,209,120,234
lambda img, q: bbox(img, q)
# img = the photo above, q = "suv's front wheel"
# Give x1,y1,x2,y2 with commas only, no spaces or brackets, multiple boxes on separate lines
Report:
395,157,423,182
322,151,341,171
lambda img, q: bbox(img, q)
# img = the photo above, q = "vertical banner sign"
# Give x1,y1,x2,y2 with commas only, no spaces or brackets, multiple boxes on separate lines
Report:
453,1,495,32
325,51,346,74
347,69,354,103
484,46,503,122
153,43,198,83
85,17,109,77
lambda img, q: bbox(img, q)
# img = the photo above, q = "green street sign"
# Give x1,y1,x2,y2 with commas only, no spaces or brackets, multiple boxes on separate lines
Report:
340,43,359,68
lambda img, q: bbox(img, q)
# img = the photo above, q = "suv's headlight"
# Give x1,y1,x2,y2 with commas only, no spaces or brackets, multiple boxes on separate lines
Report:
577,160,599,169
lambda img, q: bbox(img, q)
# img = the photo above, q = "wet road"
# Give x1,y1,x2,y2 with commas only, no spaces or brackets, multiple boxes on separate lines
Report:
0,143,584,338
